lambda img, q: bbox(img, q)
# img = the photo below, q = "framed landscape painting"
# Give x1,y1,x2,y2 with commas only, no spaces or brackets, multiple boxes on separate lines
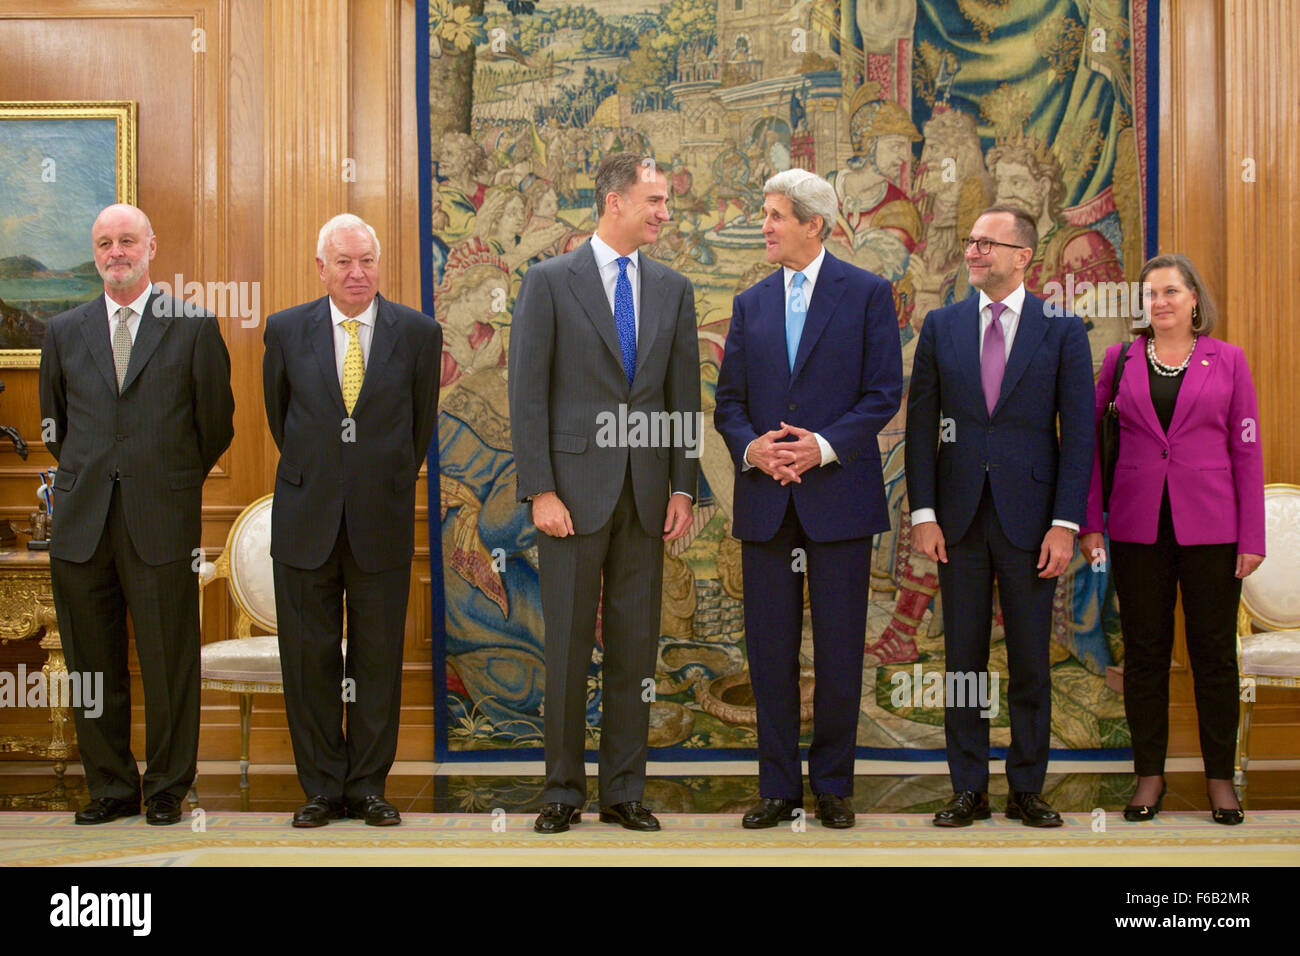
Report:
0,100,137,368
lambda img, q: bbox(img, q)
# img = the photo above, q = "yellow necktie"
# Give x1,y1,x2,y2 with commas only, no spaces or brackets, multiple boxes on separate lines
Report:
341,319,365,414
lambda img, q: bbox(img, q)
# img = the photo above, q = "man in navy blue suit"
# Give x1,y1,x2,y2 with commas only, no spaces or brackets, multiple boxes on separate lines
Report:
905,206,1093,827
715,169,903,829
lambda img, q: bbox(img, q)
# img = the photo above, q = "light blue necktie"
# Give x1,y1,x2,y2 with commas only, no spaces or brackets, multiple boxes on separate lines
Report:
615,256,637,385
785,271,807,371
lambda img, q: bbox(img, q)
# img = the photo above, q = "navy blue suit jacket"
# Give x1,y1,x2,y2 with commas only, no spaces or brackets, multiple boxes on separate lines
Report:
714,251,903,543
904,291,1094,552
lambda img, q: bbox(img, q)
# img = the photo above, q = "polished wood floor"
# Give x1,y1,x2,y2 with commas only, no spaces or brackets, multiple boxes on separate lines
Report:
1,766,1296,815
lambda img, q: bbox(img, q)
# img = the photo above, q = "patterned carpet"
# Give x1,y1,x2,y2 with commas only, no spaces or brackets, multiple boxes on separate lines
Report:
3,812,1298,866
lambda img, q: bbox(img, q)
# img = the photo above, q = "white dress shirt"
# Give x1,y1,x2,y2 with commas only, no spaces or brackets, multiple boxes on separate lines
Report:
912,282,1078,534
329,296,377,389
105,282,153,345
741,245,836,471
588,232,640,340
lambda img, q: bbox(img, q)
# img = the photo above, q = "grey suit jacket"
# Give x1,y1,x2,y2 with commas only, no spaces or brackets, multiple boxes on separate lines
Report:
39,291,235,566
508,240,699,536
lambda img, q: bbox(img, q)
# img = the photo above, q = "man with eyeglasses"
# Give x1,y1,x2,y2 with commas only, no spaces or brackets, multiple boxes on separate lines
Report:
904,205,1093,827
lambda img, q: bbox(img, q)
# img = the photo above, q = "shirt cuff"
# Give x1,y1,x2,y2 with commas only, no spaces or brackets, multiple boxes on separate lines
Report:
671,491,693,501
1051,520,1080,534
741,439,756,471
911,508,937,526
814,432,836,466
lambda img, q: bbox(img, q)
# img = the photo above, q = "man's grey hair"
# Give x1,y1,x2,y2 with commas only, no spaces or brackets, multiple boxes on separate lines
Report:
316,213,381,261
763,168,838,240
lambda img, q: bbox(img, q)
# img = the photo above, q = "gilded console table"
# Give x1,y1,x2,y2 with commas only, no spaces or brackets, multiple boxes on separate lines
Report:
0,550,74,775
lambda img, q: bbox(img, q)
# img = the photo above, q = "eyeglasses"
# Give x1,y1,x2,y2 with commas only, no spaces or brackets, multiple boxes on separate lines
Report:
962,237,1027,255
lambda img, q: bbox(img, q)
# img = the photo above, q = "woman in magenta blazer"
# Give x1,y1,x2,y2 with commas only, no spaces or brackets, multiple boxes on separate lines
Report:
1080,254,1265,825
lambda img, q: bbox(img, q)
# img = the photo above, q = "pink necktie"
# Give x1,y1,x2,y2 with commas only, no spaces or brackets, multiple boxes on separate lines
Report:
981,301,1007,415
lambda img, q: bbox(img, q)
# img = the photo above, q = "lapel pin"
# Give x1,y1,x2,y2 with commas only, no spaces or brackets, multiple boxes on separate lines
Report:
1201,359,1209,365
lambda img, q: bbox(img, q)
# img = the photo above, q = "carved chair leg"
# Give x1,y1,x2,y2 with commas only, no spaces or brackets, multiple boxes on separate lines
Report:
239,693,253,791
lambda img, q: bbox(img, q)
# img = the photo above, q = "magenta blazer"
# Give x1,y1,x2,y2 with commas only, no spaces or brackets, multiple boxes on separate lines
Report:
1081,336,1265,554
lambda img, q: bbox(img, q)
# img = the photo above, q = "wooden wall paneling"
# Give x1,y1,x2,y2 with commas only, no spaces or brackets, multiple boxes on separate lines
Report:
262,0,350,315
1158,0,1222,758
0,2,230,753
1224,0,1300,486
1160,0,1299,760
0,5,210,526
1221,0,1300,759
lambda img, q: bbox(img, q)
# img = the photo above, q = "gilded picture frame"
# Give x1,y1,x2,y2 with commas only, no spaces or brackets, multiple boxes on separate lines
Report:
0,100,138,368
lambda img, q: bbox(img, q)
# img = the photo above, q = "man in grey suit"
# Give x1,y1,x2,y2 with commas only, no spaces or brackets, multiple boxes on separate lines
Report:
39,203,235,825
509,153,699,833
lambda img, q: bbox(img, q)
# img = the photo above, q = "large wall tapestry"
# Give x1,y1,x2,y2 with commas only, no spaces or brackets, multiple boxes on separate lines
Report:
422,0,1158,760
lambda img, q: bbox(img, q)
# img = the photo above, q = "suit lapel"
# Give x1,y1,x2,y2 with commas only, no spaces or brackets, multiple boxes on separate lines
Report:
791,251,848,383
1121,341,1164,439
119,292,175,394
758,270,791,390
310,297,347,414
352,294,399,414
993,295,1048,416
1165,336,1216,438
633,254,665,384
950,296,986,420
78,297,119,395
566,241,625,379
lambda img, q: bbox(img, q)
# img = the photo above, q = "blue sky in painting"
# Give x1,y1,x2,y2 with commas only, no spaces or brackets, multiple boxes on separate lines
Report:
0,118,117,271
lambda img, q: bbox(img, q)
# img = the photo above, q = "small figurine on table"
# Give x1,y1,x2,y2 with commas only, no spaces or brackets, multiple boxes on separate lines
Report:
28,468,54,550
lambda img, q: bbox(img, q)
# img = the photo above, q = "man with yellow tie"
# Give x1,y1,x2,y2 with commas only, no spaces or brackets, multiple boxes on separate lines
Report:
263,214,441,827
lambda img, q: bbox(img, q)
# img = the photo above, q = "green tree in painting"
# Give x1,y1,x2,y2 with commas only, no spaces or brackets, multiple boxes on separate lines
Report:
432,0,545,137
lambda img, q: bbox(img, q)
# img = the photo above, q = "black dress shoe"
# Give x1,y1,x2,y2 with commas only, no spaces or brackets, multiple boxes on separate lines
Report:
1123,780,1167,822
1006,791,1063,827
1208,789,1244,825
75,797,140,826
933,791,990,827
815,793,855,829
347,795,401,826
742,798,802,829
599,800,660,831
534,802,581,834
145,793,182,826
1211,807,1245,825
292,795,345,828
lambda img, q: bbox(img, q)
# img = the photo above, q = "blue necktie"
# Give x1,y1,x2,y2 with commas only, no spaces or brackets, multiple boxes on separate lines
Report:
785,271,807,371
615,256,637,385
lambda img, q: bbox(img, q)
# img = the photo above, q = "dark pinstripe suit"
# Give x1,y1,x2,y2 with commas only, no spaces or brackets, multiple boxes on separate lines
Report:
39,291,234,802
508,240,699,807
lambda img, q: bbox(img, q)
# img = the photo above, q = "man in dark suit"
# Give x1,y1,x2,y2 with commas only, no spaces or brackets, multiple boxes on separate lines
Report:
263,214,440,827
39,203,235,825
905,205,1093,827
714,169,903,829
509,153,699,833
